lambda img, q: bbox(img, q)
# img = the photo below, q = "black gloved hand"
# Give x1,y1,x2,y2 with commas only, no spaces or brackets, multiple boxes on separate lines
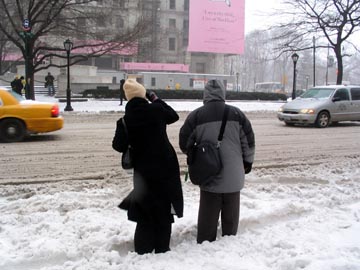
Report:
243,161,252,174
146,91,158,102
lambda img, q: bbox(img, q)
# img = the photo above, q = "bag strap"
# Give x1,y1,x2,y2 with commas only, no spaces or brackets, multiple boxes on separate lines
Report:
121,118,128,134
121,118,132,147
217,105,229,144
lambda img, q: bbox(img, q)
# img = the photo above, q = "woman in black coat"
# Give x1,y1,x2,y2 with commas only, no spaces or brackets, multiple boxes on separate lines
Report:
113,79,183,254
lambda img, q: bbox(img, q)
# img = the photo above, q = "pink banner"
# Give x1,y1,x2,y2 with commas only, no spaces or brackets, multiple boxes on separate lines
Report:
3,53,23,61
188,0,245,54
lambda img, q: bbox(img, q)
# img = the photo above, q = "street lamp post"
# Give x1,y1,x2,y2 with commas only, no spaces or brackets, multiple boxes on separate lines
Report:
20,19,34,100
63,39,73,111
236,72,239,92
313,36,316,86
291,53,299,100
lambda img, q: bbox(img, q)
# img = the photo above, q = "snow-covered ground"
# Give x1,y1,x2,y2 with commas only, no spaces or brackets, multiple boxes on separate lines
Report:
38,95,285,113
0,97,359,270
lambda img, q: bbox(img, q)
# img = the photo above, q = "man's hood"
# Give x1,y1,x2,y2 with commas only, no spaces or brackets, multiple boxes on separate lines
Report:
203,80,226,104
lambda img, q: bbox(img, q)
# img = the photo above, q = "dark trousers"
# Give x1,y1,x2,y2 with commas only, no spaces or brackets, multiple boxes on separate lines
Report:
134,221,172,254
197,190,240,244
48,85,55,96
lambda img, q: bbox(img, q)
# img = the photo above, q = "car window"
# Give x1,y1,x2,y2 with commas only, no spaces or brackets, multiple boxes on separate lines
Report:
0,98,3,106
333,88,350,101
301,88,334,98
350,88,360,100
9,90,25,101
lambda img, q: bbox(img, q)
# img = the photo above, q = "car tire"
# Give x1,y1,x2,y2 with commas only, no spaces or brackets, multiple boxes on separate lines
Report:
315,111,330,128
0,118,26,142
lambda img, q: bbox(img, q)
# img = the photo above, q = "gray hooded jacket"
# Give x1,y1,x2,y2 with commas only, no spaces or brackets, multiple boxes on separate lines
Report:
179,80,255,193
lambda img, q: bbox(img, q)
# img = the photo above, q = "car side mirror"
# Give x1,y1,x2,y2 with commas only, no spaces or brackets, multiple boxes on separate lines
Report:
332,97,341,102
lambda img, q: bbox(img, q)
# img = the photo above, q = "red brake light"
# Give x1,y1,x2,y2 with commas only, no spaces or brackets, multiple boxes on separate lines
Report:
51,105,59,117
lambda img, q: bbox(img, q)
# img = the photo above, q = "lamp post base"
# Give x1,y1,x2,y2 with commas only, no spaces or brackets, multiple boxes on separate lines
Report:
64,105,73,111
64,87,73,111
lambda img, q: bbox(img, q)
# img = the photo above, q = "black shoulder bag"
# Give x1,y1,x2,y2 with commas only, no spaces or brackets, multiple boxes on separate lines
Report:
187,105,229,186
120,118,133,169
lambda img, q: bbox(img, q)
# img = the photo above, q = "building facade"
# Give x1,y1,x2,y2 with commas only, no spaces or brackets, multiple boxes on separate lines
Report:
81,0,228,75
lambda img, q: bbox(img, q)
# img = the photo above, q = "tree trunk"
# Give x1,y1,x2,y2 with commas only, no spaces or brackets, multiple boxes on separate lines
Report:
24,37,35,100
334,45,343,85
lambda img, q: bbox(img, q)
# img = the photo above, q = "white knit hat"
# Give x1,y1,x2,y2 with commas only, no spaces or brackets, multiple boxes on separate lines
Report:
123,79,146,101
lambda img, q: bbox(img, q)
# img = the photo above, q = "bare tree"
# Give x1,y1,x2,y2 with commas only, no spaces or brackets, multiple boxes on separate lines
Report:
0,31,10,75
0,6,14,75
0,0,149,99
244,30,293,91
271,0,360,85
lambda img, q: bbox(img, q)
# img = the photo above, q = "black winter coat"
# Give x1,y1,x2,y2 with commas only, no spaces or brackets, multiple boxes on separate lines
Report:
116,97,183,223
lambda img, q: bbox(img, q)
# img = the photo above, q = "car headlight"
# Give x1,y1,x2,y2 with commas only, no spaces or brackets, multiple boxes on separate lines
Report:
300,109,315,114
278,107,284,112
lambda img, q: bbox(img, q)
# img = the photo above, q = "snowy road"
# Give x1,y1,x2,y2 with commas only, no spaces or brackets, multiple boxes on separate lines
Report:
0,111,359,184
1,111,360,270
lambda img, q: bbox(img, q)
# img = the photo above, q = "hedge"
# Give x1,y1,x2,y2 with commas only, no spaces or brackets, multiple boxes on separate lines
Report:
81,89,287,101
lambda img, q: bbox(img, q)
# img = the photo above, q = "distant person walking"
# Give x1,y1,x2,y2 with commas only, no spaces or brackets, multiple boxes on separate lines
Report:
179,79,255,244
112,79,183,254
20,76,26,96
119,79,125,105
45,72,55,96
10,75,23,96
25,78,31,99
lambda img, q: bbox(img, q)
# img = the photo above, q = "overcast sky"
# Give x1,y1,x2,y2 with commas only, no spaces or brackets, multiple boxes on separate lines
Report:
245,0,281,33
244,0,359,48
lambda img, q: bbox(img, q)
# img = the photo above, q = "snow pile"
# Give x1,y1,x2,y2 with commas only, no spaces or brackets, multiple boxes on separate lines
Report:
0,96,359,270
1,157,359,270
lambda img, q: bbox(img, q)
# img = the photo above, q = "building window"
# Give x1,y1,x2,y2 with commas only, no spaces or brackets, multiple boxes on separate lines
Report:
77,17,86,27
113,0,125,8
169,37,176,51
170,0,176,9
151,77,156,87
184,0,189,10
97,17,106,27
182,37,188,46
196,63,205,73
169,18,176,28
95,57,112,69
183,19,189,32
116,16,124,28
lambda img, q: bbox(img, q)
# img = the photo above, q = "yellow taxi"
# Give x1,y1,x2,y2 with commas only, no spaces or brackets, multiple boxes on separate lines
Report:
0,88,64,142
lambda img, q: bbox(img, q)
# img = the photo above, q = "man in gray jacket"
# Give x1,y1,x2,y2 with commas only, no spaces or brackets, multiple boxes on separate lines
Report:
179,79,255,244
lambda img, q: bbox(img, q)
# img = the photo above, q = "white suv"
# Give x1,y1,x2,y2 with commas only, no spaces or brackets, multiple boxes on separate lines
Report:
277,85,360,128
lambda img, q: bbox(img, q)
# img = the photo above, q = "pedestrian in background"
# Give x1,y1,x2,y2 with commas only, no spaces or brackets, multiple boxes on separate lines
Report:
114,79,183,254
119,79,125,105
25,78,31,99
20,76,26,96
45,72,55,96
179,79,255,244
10,75,23,96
